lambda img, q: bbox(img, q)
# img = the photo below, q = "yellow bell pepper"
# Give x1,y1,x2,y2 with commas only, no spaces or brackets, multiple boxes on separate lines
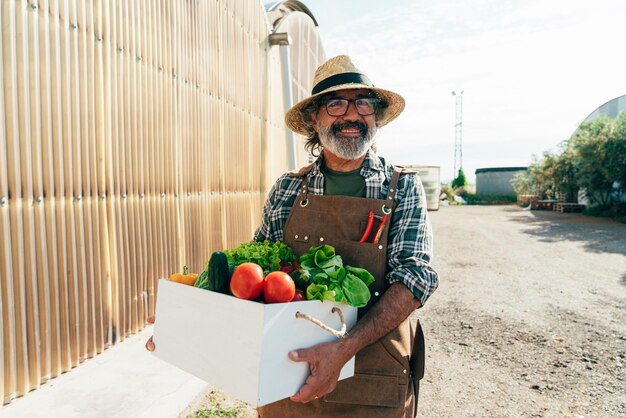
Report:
170,265,198,286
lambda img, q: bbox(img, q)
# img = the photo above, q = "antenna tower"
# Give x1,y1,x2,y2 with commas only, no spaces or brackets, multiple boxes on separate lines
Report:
452,90,464,177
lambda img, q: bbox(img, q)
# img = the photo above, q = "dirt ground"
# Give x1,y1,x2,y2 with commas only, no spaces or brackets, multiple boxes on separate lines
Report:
192,205,626,418
419,205,626,418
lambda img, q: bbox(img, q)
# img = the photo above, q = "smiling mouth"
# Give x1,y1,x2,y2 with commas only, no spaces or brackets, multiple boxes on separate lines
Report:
338,128,361,136
333,122,367,137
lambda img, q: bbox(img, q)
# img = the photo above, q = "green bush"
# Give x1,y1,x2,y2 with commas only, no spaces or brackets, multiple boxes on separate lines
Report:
581,200,626,222
583,205,603,216
511,172,530,195
440,184,454,201
451,169,467,189
464,194,517,205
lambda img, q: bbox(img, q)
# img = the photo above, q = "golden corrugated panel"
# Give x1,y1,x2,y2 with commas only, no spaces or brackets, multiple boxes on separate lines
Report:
0,0,326,406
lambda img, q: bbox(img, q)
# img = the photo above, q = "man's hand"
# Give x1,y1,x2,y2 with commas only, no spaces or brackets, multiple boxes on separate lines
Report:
288,339,354,403
145,316,156,352
289,283,422,403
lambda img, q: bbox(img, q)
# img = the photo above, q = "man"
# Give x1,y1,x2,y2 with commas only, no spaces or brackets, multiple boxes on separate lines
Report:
254,55,439,417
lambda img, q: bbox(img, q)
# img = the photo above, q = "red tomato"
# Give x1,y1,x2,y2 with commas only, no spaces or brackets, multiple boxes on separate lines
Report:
291,290,306,302
263,271,296,303
230,263,264,300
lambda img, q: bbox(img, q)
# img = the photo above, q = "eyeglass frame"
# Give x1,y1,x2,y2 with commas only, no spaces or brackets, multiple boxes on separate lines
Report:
321,97,382,117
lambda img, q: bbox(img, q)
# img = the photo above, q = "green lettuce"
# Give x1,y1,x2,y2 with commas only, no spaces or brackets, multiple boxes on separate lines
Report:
223,240,296,275
299,245,375,308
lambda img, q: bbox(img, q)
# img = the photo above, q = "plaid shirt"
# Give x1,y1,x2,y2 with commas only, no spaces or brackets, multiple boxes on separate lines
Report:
253,150,439,305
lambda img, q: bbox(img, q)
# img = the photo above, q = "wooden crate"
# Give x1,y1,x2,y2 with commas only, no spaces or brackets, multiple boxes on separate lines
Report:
531,200,557,210
554,203,584,213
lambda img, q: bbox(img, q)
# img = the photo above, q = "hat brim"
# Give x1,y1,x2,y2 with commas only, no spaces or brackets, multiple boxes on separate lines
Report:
285,83,405,136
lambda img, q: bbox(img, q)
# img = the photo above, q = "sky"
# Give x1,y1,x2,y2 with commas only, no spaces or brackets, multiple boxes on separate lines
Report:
296,0,626,183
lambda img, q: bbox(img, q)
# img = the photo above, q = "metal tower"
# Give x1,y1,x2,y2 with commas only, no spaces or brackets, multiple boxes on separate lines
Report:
452,90,464,177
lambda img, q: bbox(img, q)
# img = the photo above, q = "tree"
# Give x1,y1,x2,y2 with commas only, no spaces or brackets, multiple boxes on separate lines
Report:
511,172,530,196
524,110,626,215
527,152,558,199
570,116,615,206
550,148,578,202
451,169,467,189
605,111,626,197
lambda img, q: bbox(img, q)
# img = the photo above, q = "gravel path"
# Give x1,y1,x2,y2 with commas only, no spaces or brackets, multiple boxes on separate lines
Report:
419,205,626,417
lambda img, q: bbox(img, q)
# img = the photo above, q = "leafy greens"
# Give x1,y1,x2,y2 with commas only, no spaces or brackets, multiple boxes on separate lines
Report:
299,245,375,308
224,240,296,275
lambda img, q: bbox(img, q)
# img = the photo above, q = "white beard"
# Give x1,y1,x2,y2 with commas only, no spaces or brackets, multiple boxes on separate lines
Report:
317,122,378,160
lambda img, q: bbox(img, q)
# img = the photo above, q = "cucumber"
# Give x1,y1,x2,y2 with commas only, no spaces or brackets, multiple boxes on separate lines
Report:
195,251,231,293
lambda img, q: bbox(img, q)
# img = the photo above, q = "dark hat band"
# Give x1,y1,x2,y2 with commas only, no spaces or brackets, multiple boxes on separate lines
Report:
311,72,373,95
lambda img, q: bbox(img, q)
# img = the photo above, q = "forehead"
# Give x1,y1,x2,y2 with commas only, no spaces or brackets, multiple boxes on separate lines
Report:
325,88,373,99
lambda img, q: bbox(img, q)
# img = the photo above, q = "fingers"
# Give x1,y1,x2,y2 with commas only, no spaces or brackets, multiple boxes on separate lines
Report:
289,349,317,402
290,373,335,403
145,316,156,351
145,336,155,352
290,376,319,403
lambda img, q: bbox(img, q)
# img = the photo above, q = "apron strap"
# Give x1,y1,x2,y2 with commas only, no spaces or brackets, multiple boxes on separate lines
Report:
299,176,310,206
289,163,314,206
384,165,404,211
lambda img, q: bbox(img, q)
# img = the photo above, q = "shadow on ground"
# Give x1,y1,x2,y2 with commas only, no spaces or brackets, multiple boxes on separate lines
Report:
503,207,626,257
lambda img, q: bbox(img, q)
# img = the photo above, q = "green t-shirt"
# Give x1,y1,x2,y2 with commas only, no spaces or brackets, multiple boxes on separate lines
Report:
321,163,366,197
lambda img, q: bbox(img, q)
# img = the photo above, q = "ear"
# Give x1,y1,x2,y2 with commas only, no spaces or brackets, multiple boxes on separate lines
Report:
309,112,318,132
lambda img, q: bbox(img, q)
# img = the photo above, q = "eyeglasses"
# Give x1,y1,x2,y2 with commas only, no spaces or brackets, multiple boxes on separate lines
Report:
322,97,380,117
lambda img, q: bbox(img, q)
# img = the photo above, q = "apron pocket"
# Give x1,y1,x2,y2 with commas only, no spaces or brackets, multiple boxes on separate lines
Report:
323,373,401,407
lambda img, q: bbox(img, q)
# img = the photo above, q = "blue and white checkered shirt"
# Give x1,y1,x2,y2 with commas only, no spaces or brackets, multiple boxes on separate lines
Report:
253,150,439,305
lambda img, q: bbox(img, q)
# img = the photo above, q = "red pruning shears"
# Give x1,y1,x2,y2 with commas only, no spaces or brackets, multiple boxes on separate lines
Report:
359,210,388,244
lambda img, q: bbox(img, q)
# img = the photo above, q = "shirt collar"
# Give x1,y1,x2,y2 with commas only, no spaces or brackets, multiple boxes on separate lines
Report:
362,149,384,173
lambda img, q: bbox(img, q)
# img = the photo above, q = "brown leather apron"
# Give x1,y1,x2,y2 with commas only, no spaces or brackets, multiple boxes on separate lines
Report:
258,166,425,418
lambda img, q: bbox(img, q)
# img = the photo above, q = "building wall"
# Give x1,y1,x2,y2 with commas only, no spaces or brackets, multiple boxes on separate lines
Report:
583,94,626,122
475,168,527,196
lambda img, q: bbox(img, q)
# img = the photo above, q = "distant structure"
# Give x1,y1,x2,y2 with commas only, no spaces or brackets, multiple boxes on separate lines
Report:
452,90,464,177
475,167,527,196
403,166,441,211
582,94,626,122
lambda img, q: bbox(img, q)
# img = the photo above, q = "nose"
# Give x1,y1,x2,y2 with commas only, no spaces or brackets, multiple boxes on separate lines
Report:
342,100,361,121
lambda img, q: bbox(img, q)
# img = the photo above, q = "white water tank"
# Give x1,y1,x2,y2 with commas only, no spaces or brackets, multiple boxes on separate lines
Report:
405,165,441,211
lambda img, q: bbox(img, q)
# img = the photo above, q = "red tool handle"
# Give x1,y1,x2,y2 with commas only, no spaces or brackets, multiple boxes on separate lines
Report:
372,214,388,244
359,211,375,243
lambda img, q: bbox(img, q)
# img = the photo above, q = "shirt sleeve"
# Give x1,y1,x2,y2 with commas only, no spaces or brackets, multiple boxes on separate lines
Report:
385,173,439,305
253,179,280,242
253,174,299,243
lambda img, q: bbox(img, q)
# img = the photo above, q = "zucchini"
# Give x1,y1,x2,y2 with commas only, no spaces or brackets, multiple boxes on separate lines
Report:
195,251,231,293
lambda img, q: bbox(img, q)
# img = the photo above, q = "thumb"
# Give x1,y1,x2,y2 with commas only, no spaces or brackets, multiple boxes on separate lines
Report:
288,349,310,362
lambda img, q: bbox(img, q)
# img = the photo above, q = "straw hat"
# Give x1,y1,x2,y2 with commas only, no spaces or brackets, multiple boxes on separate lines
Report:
285,55,405,136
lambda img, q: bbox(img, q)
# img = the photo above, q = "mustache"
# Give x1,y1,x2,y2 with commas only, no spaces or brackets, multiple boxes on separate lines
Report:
331,121,368,136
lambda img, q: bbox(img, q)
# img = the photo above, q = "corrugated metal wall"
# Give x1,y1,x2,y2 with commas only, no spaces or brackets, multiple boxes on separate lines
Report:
0,0,324,405
475,169,527,196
